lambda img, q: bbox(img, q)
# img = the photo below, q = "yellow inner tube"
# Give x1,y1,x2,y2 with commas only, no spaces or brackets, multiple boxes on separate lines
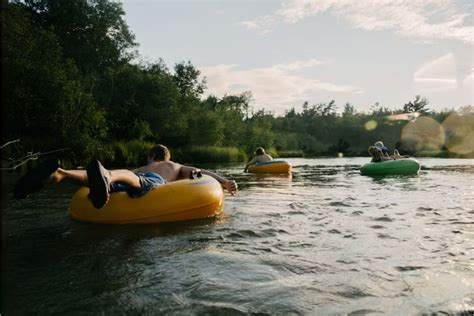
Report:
69,175,224,224
247,160,292,174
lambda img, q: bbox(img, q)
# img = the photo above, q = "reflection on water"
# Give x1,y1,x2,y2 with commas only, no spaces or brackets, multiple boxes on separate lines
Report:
240,173,293,191
2,158,474,314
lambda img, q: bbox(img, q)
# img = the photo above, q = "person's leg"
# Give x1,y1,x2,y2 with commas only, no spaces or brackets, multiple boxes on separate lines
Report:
87,160,144,209
126,172,166,198
108,170,141,188
51,169,88,185
52,168,141,189
14,157,141,204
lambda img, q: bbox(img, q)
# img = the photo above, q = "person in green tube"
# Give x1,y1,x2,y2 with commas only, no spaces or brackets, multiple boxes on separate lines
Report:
369,142,410,163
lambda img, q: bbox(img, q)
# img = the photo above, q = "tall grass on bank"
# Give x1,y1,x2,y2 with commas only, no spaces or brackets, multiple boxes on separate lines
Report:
73,143,248,167
173,146,247,163
97,140,155,168
263,147,279,159
277,150,304,158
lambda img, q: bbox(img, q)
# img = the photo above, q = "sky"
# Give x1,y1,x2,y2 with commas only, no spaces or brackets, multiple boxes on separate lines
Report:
121,0,474,115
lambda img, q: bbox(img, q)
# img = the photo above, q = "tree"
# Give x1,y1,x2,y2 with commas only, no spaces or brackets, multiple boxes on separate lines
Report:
329,138,352,155
173,61,206,101
403,95,430,114
244,110,276,152
23,0,136,75
188,111,224,146
218,91,252,118
6,4,107,159
342,103,356,117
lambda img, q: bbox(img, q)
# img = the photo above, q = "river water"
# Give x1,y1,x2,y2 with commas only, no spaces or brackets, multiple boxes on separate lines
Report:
2,158,474,315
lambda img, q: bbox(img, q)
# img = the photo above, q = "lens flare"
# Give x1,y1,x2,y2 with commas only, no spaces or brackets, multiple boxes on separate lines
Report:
365,120,378,131
442,113,474,155
385,112,420,122
401,116,445,152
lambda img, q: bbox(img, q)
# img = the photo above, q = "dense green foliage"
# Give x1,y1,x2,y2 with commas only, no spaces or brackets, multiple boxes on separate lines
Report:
4,0,473,166
172,146,248,164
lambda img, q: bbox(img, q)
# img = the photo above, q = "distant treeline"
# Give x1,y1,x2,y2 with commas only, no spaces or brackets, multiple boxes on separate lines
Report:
4,0,473,166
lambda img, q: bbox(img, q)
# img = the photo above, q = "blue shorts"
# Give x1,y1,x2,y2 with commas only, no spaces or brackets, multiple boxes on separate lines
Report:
109,172,166,198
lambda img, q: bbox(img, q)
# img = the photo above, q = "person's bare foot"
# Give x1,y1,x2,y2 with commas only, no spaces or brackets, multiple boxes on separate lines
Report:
14,158,60,199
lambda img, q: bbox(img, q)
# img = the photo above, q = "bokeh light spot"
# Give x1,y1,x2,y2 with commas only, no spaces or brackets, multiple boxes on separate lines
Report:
401,116,445,153
442,113,474,155
365,120,378,131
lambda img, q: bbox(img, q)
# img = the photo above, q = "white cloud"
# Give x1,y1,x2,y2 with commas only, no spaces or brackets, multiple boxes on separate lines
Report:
273,58,333,70
413,53,457,92
199,59,363,113
464,68,474,87
240,15,276,35
463,68,474,104
242,0,474,43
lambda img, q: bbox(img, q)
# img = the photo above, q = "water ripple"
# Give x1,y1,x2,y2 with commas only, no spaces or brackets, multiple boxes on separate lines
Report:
3,158,474,315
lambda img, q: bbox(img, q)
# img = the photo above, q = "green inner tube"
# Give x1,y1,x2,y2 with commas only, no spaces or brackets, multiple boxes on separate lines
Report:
360,158,420,176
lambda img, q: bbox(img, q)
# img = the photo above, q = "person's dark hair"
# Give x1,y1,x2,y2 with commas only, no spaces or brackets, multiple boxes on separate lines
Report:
255,147,265,155
148,144,170,161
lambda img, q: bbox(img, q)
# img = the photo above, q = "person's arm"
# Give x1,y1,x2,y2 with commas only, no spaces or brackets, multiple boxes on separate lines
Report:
392,155,410,160
392,149,410,159
201,169,238,195
244,157,257,172
180,165,238,195
380,156,394,161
